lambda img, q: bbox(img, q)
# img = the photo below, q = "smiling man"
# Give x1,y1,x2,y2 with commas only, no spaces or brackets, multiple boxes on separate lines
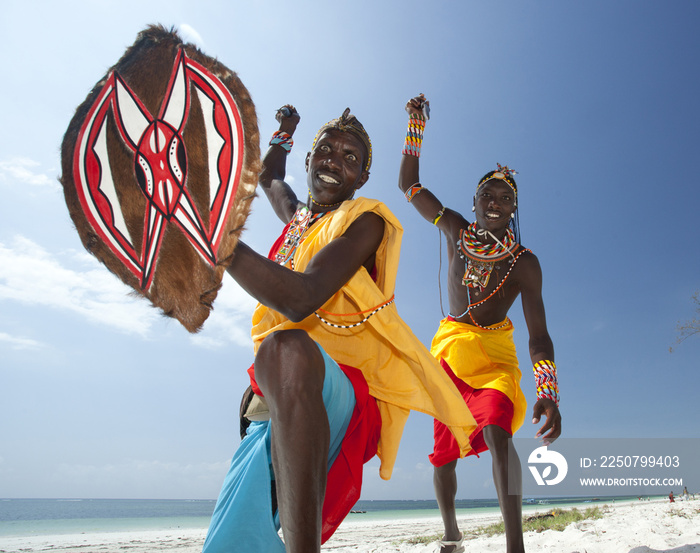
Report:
202,107,476,553
398,95,562,553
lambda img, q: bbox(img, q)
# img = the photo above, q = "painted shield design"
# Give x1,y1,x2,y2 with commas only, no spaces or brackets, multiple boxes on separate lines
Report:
60,26,260,332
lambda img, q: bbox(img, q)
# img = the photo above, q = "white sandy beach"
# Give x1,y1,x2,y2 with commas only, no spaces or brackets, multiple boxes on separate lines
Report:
1,498,698,553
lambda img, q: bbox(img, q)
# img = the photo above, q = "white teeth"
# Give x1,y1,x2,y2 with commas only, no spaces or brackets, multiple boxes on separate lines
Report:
318,174,339,184
486,212,500,219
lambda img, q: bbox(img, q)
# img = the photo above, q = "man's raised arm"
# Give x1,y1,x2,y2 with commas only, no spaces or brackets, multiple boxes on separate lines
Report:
258,105,303,224
227,211,384,323
398,94,466,236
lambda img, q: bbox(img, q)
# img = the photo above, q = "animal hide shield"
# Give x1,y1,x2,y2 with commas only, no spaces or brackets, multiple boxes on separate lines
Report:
60,25,260,332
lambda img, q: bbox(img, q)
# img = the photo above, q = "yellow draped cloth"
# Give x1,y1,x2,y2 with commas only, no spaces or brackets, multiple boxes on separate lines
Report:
251,198,476,479
430,317,527,436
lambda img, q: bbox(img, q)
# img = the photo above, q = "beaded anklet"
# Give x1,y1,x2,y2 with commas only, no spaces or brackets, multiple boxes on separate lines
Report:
402,113,426,157
533,359,560,405
404,183,424,202
270,130,294,153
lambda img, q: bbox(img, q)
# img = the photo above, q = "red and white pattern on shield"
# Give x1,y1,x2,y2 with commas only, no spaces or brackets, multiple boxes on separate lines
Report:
73,49,244,290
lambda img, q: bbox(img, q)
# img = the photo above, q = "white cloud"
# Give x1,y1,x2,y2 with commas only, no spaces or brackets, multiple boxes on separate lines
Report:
0,235,159,336
0,157,58,190
0,235,257,346
178,24,206,49
0,332,44,351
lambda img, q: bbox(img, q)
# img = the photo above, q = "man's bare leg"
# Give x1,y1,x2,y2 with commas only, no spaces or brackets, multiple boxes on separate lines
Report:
255,329,329,553
483,425,524,553
433,460,462,552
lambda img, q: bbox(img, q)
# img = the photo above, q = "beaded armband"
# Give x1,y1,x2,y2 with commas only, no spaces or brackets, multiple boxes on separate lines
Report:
270,130,294,153
404,183,424,202
533,360,560,406
402,113,426,157
432,207,445,225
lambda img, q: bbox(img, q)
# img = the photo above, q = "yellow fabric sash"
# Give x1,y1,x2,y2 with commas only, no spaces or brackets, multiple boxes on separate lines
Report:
251,198,476,479
430,317,527,435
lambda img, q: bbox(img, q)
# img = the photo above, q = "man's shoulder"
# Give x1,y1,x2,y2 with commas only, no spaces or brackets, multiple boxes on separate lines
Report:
342,197,400,229
512,246,542,278
349,196,390,214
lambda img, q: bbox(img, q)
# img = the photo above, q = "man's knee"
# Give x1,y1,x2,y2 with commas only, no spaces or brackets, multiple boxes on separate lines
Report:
482,424,511,453
254,329,325,398
434,460,458,481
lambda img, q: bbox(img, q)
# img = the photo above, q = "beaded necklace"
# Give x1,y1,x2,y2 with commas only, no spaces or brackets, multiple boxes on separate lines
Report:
308,190,353,209
275,206,325,266
457,223,517,291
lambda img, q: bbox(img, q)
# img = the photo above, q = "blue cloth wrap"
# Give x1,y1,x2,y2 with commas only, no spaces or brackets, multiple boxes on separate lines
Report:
202,345,355,552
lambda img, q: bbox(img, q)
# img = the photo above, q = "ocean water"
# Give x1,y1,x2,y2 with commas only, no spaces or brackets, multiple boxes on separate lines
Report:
0,496,646,538
0,499,216,538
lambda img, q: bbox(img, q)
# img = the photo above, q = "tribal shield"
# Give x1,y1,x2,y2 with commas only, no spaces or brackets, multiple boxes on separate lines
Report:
60,26,260,332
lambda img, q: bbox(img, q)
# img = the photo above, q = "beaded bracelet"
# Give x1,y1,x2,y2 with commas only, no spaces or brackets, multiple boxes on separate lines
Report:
270,130,294,153
404,183,424,202
402,113,426,157
533,359,560,406
432,207,445,225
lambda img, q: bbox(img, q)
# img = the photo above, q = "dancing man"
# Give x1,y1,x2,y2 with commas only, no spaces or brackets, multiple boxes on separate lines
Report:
398,94,562,553
202,106,477,553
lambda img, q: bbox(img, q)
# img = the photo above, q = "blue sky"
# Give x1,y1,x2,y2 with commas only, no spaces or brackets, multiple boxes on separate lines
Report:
1,1,698,501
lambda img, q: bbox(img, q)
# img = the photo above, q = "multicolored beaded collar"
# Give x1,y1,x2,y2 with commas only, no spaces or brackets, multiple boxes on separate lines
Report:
457,223,519,290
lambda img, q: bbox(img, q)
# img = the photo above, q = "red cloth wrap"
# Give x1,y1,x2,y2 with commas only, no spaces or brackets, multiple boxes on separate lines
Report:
430,358,514,467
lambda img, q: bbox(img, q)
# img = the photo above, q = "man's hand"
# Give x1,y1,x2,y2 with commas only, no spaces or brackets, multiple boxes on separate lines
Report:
276,104,301,134
405,94,428,117
532,398,561,444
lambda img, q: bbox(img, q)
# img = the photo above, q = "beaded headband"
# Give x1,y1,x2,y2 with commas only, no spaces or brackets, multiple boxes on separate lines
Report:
477,163,518,197
312,107,372,171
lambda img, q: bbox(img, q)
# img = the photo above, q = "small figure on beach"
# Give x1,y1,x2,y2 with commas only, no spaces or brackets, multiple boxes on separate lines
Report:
202,106,476,553
670,491,675,503
398,94,562,553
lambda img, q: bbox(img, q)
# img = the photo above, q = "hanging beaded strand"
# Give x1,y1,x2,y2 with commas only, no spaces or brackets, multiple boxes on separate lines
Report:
275,206,324,266
314,296,396,329
449,247,529,328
